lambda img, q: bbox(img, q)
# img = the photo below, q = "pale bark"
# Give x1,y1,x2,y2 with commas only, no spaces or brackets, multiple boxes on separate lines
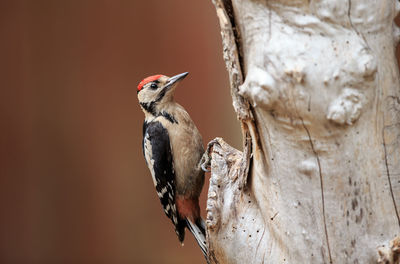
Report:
205,1,400,263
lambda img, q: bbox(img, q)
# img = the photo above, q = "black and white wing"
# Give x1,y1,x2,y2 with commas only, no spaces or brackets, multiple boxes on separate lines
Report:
142,120,186,242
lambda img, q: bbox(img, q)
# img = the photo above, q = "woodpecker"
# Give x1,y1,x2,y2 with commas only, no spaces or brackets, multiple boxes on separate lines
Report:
137,72,207,257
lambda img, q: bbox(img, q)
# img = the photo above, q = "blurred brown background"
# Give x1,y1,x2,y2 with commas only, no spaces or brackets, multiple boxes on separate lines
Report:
0,1,242,263
1,1,399,264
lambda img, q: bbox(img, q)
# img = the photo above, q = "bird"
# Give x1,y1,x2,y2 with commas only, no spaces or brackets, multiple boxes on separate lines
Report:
137,72,207,257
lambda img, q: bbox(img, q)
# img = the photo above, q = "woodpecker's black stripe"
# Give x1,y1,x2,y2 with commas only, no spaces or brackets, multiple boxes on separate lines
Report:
155,88,167,102
140,103,177,125
140,86,168,116
161,111,178,124
140,102,157,116
142,120,186,242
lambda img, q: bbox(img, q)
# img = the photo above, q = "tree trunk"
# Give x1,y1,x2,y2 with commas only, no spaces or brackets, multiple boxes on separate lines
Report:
205,1,400,263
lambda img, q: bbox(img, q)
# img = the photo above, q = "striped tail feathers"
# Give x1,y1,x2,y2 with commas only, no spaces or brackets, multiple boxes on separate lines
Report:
186,218,208,262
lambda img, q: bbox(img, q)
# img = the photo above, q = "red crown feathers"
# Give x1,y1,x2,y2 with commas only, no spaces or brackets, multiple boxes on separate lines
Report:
137,74,163,92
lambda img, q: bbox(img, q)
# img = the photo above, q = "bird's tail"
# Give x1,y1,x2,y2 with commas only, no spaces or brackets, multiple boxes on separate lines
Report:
186,218,208,262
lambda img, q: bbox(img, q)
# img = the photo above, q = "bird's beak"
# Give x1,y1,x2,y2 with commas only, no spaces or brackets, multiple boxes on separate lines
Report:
165,72,189,90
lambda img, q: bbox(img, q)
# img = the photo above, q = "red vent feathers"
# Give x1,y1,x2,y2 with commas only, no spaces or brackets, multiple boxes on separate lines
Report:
137,74,163,92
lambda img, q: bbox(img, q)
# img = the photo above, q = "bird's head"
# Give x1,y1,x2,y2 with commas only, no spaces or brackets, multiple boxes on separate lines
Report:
137,72,188,115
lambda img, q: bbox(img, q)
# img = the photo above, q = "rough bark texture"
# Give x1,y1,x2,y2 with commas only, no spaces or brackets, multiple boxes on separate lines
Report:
206,1,400,263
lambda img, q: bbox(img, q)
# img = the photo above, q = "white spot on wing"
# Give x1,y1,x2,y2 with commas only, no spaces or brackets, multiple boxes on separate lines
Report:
158,187,168,197
144,133,157,186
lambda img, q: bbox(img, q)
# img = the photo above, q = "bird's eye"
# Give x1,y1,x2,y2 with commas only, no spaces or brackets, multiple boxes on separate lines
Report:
150,83,158,89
